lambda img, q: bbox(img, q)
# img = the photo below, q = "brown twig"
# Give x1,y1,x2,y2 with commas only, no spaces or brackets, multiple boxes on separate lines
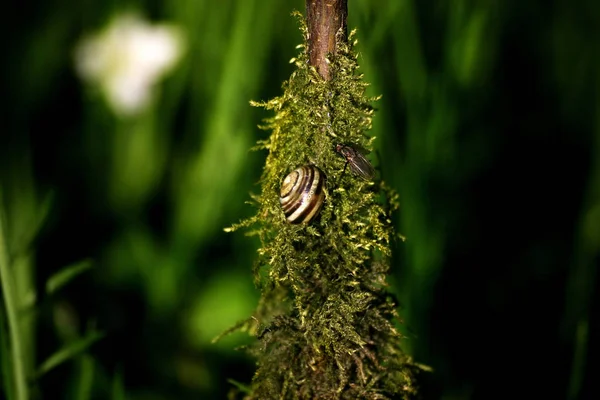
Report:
306,0,348,81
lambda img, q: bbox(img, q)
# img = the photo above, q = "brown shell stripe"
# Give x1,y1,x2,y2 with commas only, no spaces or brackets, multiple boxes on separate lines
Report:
280,166,324,223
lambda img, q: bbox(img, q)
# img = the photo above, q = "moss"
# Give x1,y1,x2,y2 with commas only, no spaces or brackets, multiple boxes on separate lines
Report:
224,13,418,400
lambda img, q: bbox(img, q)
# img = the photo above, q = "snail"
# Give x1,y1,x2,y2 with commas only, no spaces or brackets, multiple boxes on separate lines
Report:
279,165,326,224
335,143,375,181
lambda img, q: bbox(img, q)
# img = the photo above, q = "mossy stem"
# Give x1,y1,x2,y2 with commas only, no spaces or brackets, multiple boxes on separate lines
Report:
306,0,348,80
0,194,29,400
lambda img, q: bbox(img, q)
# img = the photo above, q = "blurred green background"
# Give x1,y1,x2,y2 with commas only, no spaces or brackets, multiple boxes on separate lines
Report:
1,0,598,399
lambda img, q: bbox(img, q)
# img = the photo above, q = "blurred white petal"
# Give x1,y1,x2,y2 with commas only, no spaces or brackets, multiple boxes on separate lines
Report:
74,12,185,116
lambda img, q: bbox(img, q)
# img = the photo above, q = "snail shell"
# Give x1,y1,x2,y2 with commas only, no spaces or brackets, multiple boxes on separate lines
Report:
279,165,326,224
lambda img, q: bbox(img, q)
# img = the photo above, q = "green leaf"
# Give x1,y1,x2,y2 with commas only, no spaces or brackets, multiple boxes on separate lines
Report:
227,379,252,394
74,354,94,400
45,259,93,295
35,330,105,379
9,191,55,260
111,367,126,400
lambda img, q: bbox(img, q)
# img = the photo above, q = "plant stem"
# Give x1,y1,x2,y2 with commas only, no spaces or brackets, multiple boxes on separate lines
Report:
306,0,348,80
0,194,28,400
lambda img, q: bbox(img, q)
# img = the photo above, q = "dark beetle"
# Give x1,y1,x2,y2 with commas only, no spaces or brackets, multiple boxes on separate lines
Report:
335,143,375,181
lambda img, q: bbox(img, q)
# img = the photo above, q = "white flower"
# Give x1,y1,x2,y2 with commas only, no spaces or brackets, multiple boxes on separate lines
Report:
74,12,185,116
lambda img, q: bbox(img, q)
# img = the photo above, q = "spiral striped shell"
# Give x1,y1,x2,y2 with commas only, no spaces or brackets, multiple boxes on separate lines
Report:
279,165,326,224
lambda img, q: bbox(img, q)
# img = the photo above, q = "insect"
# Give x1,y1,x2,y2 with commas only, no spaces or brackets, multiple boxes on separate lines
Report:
335,143,375,181
279,165,326,224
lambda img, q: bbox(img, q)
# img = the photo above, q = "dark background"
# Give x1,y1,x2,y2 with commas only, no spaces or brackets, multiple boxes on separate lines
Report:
1,0,598,399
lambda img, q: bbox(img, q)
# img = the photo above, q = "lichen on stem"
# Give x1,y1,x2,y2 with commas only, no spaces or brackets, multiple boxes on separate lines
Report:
222,10,418,400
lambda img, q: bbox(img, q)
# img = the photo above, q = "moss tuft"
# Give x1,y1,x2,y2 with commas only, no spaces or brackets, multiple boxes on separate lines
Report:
224,12,419,400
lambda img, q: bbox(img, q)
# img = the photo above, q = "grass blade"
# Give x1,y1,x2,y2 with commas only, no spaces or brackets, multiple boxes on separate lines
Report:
45,259,93,295
0,193,28,400
35,330,105,379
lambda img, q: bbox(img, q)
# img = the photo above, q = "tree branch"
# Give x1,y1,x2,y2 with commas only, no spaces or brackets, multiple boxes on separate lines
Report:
306,0,348,81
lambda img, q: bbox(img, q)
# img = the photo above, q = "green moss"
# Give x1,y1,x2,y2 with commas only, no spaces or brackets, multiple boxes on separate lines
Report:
224,13,418,400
